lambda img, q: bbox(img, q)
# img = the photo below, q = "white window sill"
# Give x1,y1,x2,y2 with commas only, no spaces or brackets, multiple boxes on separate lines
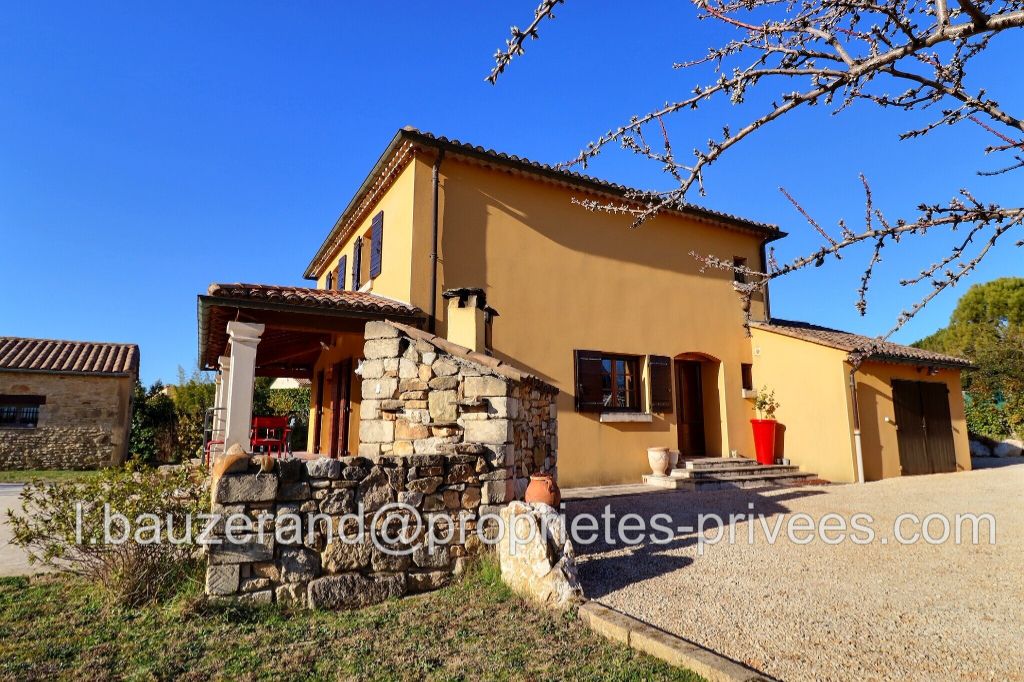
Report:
741,389,756,399
600,412,653,423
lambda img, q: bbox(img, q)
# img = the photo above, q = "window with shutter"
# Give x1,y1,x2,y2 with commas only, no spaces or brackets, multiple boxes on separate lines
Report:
649,355,673,413
351,237,362,290
574,350,605,412
369,211,384,279
337,255,347,291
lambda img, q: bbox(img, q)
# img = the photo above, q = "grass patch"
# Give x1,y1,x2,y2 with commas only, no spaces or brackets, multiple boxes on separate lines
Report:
0,470,103,485
0,562,704,681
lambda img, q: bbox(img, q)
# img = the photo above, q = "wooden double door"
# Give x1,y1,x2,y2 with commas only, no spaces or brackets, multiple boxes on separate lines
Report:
891,379,957,475
313,359,353,458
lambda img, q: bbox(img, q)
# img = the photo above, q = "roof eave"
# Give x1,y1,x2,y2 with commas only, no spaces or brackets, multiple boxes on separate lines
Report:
302,128,786,280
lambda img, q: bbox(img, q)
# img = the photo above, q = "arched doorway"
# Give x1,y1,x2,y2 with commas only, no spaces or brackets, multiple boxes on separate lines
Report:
673,352,723,457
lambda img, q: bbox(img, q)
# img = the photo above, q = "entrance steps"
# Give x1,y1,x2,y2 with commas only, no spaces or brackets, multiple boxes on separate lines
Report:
642,457,817,491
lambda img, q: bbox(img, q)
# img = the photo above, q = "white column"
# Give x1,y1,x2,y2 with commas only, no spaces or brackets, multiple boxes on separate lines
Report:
222,322,264,452
214,355,231,438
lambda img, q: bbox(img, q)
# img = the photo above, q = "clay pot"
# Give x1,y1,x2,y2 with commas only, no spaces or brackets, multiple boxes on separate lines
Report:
648,447,671,476
524,473,561,507
668,449,680,472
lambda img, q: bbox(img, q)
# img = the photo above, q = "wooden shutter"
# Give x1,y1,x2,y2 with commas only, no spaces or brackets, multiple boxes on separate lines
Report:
574,350,605,412
649,355,673,413
337,255,347,291
351,237,362,290
892,380,930,475
369,211,384,278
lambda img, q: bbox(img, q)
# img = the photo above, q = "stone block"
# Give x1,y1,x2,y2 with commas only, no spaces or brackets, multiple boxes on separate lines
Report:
361,377,399,400
482,478,513,505
364,338,402,360
427,390,458,423
358,443,381,457
462,486,481,508
392,440,415,455
406,476,442,494
361,399,381,420
396,420,430,440
209,535,275,564
428,376,459,391
278,481,311,501
399,378,428,392
359,419,395,444
321,538,373,572
413,544,451,570
371,546,412,572
487,397,520,419
359,466,395,512
305,458,342,480
307,573,406,610
205,564,240,596
358,359,384,379
279,547,321,584
432,358,458,376
464,376,509,398
398,359,418,379
463,419,512,445
364,321,400,339
214,473,278,504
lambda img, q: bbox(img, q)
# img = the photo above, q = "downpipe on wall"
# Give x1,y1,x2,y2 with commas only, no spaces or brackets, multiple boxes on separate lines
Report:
849,367,866,483
428,150,445,334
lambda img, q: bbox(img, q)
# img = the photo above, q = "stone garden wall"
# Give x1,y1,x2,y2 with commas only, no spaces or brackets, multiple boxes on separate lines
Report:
205,321,559,608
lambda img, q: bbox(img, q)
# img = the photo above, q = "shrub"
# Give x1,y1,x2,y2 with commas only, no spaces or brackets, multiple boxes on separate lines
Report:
6,464,208,607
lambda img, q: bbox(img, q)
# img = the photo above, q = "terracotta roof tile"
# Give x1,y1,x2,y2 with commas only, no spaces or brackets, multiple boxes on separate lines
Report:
206,283,423,318
750,318,972,369
0,337,139,376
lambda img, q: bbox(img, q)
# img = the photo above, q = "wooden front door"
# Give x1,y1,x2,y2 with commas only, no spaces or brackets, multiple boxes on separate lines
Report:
329,360,352,458
892,380,957,475
675,360,706,456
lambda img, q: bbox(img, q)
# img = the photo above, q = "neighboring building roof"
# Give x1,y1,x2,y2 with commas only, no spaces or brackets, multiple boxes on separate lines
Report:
388,321,559,395
750,318,973,369
304,127,786,279
204,283,423,318
0,337,140,377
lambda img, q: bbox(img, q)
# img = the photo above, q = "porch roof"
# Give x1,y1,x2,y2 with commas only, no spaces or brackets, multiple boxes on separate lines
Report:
197,283,425,375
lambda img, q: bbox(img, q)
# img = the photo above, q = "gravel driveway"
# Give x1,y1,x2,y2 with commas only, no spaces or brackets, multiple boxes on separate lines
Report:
567,461,1024,682
0,484,41,577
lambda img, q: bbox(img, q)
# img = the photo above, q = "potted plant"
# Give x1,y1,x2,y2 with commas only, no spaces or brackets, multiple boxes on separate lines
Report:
751,387,780,465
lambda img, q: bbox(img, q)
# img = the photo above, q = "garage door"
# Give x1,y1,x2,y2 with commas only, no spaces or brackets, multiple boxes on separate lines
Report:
892,380,957,475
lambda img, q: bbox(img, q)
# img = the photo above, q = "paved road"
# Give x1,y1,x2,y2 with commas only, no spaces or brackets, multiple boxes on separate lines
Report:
568,460,1024,682
0,484,44,577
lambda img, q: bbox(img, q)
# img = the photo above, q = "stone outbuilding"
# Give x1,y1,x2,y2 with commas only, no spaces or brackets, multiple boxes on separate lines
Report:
0,337,139,470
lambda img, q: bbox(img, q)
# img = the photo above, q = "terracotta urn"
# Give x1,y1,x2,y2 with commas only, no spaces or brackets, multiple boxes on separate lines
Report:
647,447,671,476
524,473,561,507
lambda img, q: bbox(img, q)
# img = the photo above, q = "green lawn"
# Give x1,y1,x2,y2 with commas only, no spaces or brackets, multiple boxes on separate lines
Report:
0,470,103,485
0,563,703,681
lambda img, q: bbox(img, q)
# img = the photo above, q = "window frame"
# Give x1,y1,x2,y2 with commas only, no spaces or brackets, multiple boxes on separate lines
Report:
0,395,45,429
600,354,642,412
733,256,748,284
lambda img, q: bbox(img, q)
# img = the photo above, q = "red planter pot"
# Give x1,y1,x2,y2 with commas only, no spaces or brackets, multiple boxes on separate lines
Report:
751,419,778,465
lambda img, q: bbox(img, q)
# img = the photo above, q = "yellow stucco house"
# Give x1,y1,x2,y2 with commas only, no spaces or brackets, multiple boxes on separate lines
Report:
198,127,972,488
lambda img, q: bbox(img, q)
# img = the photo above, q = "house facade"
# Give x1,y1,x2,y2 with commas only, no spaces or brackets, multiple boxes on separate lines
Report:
0,337,139,470
198,127,971,487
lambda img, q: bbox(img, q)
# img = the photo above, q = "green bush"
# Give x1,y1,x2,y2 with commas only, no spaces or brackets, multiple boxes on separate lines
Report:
965,395,1011,441
6,465,208,607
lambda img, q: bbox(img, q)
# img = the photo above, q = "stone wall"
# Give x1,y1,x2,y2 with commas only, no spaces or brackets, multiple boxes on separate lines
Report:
206,321,559,608
0,372,132,470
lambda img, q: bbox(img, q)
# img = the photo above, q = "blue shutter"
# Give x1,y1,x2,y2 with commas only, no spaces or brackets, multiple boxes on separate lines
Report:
351,237,362,290
337,255,347,291
370,211,384,279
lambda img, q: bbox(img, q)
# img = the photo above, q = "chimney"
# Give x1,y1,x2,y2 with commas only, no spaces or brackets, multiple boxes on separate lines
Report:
442,288,497,354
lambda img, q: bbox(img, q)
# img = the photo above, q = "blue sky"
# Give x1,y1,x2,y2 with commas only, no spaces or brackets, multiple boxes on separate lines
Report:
2,2,1020,385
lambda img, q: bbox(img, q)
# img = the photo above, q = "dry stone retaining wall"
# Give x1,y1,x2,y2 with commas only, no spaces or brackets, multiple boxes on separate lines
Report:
205,321,559,608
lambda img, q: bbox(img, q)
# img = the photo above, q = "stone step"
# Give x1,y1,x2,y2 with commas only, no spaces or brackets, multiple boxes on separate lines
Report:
689,473,817,491
689,470,816,484
683,457,761,470
641,474,695,491
671,464,804,480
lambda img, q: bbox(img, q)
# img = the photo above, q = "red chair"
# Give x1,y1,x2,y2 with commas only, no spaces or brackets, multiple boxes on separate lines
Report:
250,416,291,457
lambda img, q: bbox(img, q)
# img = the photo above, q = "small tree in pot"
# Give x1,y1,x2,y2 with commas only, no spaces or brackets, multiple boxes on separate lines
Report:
752,387,781,465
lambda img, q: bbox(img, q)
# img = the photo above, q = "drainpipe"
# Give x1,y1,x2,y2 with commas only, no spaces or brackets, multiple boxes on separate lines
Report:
428,150,445,334
759,241,772,321
849,367,866,483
